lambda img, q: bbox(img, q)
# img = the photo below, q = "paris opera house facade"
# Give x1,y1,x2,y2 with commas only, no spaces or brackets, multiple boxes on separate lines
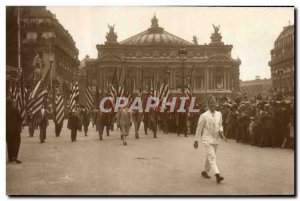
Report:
82,15,241,102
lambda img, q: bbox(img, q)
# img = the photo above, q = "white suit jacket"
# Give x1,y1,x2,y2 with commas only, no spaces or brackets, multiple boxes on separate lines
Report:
194,110,223,144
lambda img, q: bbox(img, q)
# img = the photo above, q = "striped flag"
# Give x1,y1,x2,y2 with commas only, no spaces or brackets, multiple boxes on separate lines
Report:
85,86,94,110
185,82,192,99
27,63,52,118
69,81,79,111
27,89,48,118
55,91,64,125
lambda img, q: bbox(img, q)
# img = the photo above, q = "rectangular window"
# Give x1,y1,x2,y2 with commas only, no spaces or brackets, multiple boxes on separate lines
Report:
194,76,204,90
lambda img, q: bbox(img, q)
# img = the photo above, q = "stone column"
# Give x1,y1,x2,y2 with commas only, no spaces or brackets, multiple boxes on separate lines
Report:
227,69,230,91
211,69,214,91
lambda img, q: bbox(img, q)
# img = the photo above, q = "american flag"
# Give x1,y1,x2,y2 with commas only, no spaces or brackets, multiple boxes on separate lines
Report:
85,86,94,110
185,82,192,99
27,89,48,118
159,76,170,104
27,64,52,118
54,89,64,125
69,81,79,111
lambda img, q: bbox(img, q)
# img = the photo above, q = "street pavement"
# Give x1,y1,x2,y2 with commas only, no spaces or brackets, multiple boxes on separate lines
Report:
6,120,294,195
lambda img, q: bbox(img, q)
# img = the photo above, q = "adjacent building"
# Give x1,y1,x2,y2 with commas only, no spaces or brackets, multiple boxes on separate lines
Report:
6,6,80,91
268,24,294,96
240,76,272,97
84,15,241,102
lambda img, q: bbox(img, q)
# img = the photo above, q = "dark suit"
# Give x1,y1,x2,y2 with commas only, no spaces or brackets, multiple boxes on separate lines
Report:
177,112,188,137
95,110,106,139
6,103,22,161
132,111,142,137
143,112,149,135
67,112,79,141
37,110,49,142
149,109,158,138
82,110,90,135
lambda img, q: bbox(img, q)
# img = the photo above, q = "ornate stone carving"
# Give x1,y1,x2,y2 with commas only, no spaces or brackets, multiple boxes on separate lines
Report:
105,24,118,44
210,24,224,45
192,36,198,45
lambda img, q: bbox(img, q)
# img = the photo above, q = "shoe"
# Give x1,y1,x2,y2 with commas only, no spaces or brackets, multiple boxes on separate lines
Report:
185,135,188,137
135,135,139,139
14,159,22,164
201,171,211,179
215,174,224,184
85,134,87,137
40,140,44,143
145,133,148,135
100,136,103,141
123,141,127,146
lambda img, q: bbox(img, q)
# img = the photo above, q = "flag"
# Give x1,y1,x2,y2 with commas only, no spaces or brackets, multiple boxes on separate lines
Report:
54,90,64,125
85,86,94,110
27,89,48,117
69,81,79,111
29,63,52,100
27,63,52,117
185,82,192,99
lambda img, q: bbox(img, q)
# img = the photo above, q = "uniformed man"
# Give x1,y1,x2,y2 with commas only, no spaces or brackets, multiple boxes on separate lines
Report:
6,98,22,164
82,108,90,136
177,111,188,137
149,107,159,138
27,113,35,137
67,109,79,142
132,109,143,139
95,109,105,140
143,112,149,135
116,105,132,145
37,105,49,143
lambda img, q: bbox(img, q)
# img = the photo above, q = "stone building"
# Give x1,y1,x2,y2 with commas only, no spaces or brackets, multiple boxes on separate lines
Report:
240,76,272,97
6,6,79,90
84,15,241,102
268,24,294,96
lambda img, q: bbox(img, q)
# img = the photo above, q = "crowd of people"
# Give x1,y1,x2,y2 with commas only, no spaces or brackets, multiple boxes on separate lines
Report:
6,91,294,164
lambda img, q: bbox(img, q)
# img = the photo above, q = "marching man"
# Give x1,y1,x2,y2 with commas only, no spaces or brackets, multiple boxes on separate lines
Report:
193,95,225,184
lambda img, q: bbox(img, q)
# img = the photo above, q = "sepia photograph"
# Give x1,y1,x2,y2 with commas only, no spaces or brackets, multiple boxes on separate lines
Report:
5,5,295,196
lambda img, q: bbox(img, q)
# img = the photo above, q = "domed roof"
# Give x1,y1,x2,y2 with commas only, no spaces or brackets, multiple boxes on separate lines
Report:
276,25,294,42
120,14,193,46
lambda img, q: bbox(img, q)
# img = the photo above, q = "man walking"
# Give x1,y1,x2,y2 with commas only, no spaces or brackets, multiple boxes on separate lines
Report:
6,99,22,164
82,108,90,136
67,109,79,142
149,107,159,138
116,106,132,145
132,109,142,139
193,96,224,184
37,105,49,143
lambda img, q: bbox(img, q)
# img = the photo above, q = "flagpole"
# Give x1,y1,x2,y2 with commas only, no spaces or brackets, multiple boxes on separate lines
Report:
17,6,23,84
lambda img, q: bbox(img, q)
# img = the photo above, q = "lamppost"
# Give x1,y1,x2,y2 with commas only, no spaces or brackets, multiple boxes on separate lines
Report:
178,45,188,93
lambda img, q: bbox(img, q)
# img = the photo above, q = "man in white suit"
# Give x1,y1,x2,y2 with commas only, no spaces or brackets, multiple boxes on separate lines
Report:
193,96,224,183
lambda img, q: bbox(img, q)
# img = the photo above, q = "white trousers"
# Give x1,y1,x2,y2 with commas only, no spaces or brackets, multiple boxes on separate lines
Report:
202,142,219,174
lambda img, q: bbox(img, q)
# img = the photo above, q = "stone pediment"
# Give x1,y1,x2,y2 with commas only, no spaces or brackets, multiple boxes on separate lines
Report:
207,54,234,63
98,54,123,62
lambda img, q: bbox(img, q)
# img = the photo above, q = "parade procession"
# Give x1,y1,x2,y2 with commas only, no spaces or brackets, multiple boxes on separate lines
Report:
6,6,294,196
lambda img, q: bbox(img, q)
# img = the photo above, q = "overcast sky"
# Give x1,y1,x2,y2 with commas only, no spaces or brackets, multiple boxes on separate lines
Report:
47,6,294,81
